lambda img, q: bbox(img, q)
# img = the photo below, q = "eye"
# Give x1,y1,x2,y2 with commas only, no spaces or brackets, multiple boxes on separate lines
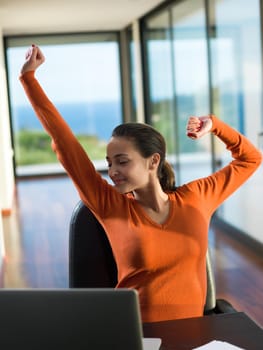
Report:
119,160,129,165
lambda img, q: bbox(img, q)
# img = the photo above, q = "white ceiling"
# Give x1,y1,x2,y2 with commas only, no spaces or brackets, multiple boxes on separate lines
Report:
0,0,165,36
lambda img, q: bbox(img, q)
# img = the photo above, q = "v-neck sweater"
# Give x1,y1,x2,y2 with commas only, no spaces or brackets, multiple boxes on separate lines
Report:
20,71,262,322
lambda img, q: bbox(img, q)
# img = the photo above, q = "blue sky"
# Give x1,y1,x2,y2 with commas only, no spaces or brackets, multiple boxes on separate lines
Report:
8,43,122,106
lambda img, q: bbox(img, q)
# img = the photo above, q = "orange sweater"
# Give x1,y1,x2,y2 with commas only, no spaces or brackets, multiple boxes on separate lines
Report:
20,71,262,322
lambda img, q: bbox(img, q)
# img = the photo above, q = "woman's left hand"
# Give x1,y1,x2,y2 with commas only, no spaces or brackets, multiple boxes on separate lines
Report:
186,116,213,139
20,45,45,75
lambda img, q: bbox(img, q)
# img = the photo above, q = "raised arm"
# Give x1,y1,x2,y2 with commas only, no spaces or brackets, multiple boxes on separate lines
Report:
19,45,119,214
184,115,262,214
19,46,80,149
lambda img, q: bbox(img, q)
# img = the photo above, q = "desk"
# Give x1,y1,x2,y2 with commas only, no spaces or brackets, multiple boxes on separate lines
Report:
143,312,263,349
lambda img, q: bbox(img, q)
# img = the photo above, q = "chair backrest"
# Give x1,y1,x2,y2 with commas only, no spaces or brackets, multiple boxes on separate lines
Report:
69,201,216,313
69,201,117,288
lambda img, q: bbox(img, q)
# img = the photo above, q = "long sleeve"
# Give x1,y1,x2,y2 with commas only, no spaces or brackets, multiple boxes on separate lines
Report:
19,70,123,215
183,115,262,215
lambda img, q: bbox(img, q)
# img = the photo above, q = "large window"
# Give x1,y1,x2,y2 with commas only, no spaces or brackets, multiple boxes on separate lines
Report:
142,0,212,185
6,34,122,176
208,0,262,236
143,10,178,176
142,0,263,243
171,0,211,183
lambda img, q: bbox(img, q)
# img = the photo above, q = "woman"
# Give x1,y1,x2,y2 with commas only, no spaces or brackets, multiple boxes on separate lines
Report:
19,45,262,322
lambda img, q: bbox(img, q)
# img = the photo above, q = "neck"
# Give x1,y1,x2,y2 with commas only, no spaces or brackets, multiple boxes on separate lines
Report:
133,182,168,212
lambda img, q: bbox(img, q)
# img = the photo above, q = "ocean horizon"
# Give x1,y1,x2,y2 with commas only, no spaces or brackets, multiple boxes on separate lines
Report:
12,100,122,141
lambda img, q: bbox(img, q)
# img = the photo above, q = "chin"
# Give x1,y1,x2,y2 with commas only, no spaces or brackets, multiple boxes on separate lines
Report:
115,184,133,194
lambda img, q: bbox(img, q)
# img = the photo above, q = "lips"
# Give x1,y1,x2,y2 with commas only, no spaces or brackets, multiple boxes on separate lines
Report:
114,178,125,185
112,177,126,186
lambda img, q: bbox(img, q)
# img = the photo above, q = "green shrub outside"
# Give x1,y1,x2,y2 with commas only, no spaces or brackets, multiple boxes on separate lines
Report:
15,130,107,165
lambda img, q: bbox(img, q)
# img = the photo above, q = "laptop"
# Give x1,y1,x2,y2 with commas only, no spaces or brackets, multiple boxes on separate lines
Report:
0,288,148,350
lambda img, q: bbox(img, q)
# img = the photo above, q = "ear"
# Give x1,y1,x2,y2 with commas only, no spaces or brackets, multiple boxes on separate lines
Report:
149,153,161,170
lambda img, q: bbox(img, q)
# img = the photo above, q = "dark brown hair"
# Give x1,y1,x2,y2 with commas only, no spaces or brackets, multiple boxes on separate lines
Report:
112,123,176,191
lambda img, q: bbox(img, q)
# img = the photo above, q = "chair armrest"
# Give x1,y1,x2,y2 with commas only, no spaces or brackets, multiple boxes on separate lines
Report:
215,298,238,313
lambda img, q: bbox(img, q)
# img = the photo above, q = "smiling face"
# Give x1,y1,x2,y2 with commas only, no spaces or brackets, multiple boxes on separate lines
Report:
106,136,155,194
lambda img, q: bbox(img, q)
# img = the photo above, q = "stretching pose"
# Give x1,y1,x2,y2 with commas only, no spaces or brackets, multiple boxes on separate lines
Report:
19,45,262,322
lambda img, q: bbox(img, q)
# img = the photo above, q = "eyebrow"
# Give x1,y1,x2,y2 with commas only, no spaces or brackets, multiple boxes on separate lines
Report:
106,153,129,160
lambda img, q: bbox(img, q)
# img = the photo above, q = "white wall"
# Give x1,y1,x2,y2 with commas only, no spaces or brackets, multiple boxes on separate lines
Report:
0,215,5,263
0,29,15,214
0,27,15,259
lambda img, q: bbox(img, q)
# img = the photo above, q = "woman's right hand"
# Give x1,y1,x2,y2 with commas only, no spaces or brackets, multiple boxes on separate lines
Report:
186,116,213,139
20,45,45,75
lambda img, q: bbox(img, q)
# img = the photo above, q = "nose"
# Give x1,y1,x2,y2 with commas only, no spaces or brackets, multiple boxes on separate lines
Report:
108,164,119,178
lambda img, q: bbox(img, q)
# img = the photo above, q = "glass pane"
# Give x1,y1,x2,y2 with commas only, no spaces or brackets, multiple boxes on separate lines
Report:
209,0,262,237
6,34,122,176
143,1,211,186
171,0,212,183
144,10,178,177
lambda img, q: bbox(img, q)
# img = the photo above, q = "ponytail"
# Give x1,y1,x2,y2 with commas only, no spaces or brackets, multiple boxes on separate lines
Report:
159,160,176,192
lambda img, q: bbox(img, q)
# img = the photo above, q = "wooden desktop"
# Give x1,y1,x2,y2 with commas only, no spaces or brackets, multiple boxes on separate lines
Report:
143,312,263,349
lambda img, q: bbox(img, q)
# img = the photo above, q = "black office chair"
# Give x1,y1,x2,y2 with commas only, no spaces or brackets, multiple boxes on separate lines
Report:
69,200,236,314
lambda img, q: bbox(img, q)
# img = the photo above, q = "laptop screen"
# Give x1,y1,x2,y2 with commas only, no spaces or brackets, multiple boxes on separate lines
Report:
0,288,144,350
